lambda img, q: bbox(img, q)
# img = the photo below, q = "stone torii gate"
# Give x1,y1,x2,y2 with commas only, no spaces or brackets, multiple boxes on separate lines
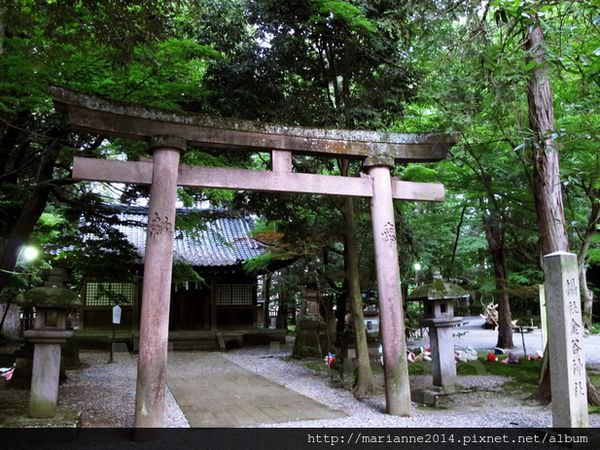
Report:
51,87,456,426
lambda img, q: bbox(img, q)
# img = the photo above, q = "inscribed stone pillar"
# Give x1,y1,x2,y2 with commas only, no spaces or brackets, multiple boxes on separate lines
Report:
365,157,411,416
134,136,185,428
544,251,589,428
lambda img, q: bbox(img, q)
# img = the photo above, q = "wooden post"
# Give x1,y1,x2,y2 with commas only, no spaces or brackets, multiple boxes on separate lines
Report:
134,136,185,428
210,281,217,331
364,157,411,416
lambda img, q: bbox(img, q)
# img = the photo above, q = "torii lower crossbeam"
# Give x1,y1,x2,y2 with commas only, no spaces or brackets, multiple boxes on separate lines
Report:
72,157,445,201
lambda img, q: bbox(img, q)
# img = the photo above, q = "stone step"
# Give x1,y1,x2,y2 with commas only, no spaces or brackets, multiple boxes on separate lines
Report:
169,340,218,351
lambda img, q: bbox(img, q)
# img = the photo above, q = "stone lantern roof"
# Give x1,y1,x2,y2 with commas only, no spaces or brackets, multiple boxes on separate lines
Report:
23,268,80,308
407,270,469,302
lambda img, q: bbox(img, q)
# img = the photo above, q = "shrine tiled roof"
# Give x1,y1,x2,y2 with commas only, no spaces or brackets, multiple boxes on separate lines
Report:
88,207,265,267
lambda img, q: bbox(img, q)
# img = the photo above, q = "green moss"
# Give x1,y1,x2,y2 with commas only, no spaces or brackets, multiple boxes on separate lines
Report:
28,396,56,418
456,356,542,396
303,359,328,373
23,287,80,308
408,361,432,375
408,279,469,301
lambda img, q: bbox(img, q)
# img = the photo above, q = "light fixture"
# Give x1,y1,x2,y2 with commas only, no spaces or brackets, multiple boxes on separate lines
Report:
414,262,422,272
21,245,39,263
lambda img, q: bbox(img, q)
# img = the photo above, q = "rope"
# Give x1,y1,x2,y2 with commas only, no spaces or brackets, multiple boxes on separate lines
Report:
0,268,33,275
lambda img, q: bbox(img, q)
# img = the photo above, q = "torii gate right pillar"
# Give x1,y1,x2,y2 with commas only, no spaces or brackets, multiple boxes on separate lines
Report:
365,156,411,416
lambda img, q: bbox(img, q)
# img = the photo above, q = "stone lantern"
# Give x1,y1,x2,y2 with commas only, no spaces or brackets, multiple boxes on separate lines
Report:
407,270,469,388
292,280,330,359
23,268,80,418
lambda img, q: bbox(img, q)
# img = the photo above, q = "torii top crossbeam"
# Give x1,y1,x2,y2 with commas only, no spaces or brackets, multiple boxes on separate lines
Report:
50,86,455,162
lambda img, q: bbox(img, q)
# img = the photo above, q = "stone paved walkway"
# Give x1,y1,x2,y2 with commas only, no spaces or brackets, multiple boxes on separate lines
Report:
167,352,345,427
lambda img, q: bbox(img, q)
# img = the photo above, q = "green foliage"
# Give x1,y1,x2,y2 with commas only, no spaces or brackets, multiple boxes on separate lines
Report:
302,358,328,373
1,0,598,332
172,263,204,286
56,207,139,285
243,219,295,272
400,165,438,183
457,357,542,392
243,253,277,273
312,1,376,33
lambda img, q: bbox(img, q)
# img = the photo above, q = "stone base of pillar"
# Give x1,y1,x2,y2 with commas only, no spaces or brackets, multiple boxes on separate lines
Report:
411,385,472,407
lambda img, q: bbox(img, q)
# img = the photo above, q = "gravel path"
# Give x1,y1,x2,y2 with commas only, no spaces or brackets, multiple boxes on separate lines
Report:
60,351,188,427
223,343,594,428
51,334,600,428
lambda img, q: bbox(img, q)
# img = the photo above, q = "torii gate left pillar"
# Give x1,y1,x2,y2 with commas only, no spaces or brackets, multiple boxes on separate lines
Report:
134,136,185,428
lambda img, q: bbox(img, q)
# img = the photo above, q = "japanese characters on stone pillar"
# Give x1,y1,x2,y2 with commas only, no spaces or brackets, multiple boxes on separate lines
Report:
544,251,589,428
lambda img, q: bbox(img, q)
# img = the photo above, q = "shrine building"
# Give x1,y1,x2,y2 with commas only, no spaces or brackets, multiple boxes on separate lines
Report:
75,205,285,350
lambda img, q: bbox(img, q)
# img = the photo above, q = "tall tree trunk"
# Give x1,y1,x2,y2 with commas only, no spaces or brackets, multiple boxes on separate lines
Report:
335,288,347,349
341,194,375,398
578,191,598,329
0,135,62,332
526,25,568,255
275,269,289,330
338,158,374,397
580,267,593,329
263,273,271,328
525,21,600,406
275,297,288,330
483,214,513,348
450,204,467,269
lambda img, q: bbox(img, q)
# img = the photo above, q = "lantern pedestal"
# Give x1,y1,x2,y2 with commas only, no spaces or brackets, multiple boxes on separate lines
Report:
24,329,73,418
422,316,462,387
